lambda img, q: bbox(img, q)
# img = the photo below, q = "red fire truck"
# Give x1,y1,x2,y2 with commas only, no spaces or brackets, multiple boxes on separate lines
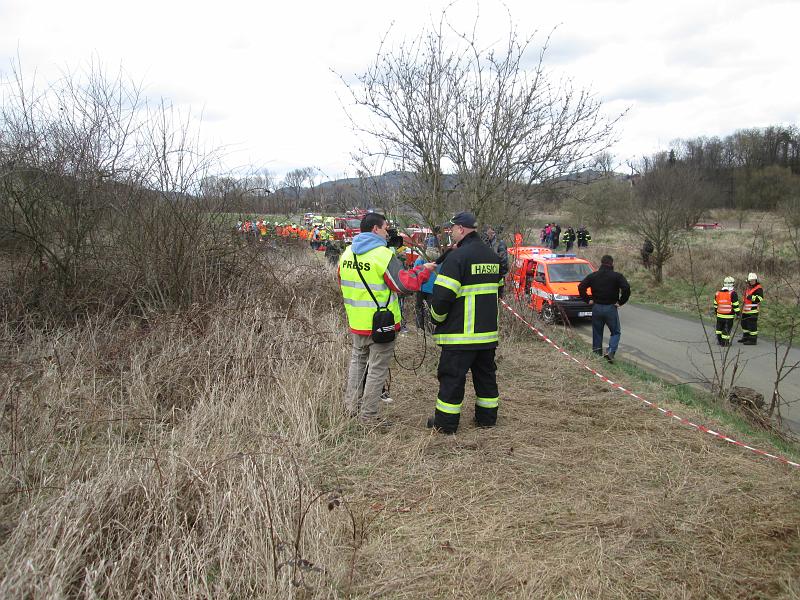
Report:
332,217,362,242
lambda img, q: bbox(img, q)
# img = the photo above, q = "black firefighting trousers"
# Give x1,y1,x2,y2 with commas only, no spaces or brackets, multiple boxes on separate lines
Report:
433,347,499,433
741,312,758,340
715,315,734,344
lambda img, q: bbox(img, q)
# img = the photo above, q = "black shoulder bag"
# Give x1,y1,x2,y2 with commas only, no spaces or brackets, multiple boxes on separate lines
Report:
353,252,396,343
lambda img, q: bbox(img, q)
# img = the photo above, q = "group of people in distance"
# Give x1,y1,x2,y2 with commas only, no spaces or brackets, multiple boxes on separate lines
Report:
713,273,764,346
234,219,336,244
539,223,591,252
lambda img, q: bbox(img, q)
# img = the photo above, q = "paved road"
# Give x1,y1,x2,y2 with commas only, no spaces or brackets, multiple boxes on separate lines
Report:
570,304,800,432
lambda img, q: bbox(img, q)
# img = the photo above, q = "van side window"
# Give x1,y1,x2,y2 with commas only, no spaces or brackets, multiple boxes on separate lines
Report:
534,265,546,283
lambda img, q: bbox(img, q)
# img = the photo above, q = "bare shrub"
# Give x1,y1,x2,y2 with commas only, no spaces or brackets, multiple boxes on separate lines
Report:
0,60,242,321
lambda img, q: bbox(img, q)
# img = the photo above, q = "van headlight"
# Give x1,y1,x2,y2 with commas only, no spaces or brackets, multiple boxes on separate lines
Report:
553,294,571,301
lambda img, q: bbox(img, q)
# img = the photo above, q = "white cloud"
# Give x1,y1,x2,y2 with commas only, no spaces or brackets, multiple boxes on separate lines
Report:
1,0,799,179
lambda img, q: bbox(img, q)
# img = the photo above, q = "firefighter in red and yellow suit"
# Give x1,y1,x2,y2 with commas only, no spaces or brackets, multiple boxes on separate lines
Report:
739,273,764,345
713,276,740,346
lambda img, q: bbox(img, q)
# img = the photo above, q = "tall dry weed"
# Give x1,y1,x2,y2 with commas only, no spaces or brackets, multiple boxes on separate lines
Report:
0,247,364,598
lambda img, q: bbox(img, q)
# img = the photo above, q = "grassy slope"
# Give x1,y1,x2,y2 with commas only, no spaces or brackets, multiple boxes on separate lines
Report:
0,245,798,599
341,314,800,599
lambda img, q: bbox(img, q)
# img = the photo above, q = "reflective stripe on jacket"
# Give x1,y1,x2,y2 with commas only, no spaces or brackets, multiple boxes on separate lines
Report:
714,289,740,317
430,232,500,348
743,284,763,313
339,246,400,334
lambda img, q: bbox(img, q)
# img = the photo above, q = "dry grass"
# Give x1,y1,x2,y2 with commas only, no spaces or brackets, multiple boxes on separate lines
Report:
344,321,800,599
1,245,799,599
560,211,799,316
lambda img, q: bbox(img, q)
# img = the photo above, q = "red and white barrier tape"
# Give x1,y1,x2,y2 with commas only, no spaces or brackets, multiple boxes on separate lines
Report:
500,299,800,470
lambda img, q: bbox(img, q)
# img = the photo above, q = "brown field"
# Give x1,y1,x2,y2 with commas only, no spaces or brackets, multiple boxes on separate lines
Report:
1,246,799,599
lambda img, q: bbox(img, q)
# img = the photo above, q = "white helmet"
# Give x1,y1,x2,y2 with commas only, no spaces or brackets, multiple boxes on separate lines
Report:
747,272,758,282
723,276,735,287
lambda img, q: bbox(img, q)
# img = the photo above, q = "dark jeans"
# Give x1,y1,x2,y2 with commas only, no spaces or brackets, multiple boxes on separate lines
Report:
592,303,621,355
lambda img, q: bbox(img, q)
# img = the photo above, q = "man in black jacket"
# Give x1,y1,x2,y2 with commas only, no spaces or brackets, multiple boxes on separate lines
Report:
576,226,591,248
578,255,631,363
551,224,562,250
427,212,501,434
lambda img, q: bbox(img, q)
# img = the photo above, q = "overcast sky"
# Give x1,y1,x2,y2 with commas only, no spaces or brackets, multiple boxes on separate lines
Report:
2,0,798,181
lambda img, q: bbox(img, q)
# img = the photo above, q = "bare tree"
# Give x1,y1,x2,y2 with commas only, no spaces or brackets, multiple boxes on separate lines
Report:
199,174,269,214
280,167,317,212
341,8,622,229
445,25,621,225
767,198,800,423
626,154,718,284
0,59,143,292
593,151,618,175
342,17,456,229
766,299,800,423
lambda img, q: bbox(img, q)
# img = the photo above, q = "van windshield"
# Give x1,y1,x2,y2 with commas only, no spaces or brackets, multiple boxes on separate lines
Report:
547,263,594,283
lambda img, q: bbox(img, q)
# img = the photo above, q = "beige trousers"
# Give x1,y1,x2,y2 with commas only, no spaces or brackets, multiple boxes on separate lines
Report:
344,333,395,419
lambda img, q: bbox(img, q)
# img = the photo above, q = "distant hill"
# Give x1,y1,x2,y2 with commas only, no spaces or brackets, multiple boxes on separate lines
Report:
310,168,622,192
314,170,460,193
269,168,625,212
551,168,627,185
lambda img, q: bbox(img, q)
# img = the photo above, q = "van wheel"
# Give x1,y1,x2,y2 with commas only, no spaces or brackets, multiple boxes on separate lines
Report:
541,303,557,324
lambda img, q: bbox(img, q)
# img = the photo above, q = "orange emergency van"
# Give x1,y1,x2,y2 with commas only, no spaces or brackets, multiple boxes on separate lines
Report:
507,246,596,323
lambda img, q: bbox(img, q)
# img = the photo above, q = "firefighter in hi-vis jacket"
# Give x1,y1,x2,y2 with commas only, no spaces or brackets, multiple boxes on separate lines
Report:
427,212,501,434
739,272,764,345
714,276,741,346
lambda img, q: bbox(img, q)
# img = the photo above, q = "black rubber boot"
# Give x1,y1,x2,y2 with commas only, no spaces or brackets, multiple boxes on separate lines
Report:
427,415,456,434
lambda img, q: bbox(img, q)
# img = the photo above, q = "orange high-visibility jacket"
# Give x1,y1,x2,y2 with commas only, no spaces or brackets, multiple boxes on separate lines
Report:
714,290,740,317
743,284,764,313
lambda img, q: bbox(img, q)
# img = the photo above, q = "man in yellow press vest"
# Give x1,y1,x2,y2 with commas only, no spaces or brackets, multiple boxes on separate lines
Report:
338,213,436,425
